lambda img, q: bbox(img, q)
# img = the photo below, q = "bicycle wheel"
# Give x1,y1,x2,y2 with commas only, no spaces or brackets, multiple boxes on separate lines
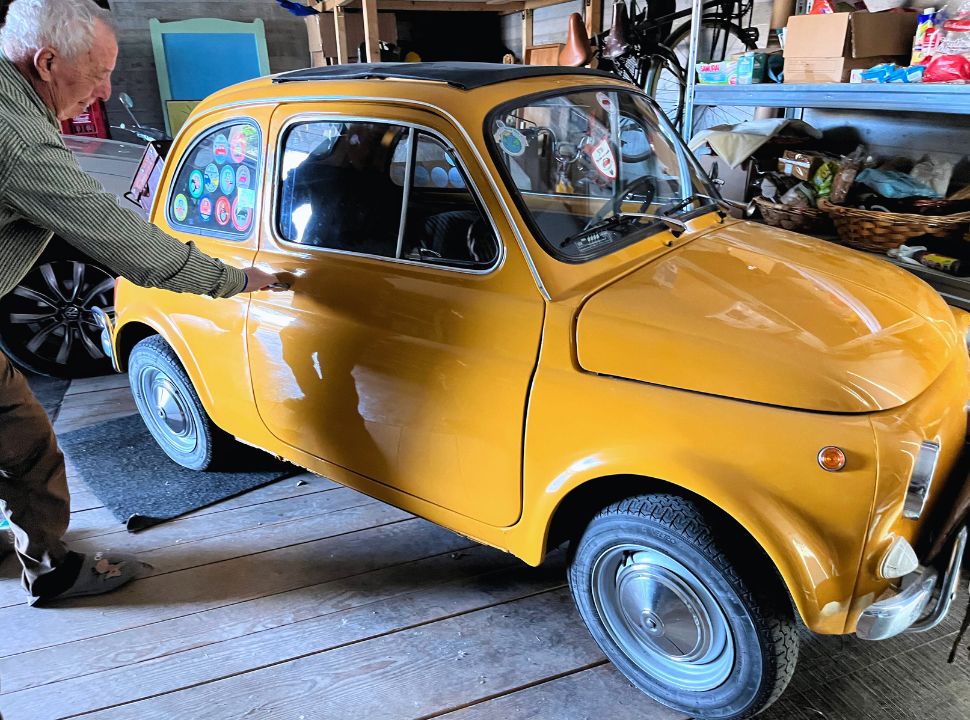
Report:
646,18,757,139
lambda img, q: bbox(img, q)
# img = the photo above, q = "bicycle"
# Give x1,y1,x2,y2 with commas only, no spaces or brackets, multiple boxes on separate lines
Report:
560,0,760,138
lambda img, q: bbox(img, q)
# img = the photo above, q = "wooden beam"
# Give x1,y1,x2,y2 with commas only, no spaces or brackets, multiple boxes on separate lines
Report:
584,0,601,37
338,0,524,9
523,0,570,9
521,8,533,63
362,0,381,62
334,6,349,64
322,0,354,12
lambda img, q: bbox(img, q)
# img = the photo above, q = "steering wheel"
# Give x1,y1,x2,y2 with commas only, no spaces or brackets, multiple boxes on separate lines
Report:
583,175,657,232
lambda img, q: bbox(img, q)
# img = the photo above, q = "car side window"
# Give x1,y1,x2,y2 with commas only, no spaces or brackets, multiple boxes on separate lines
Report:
168,121,261,239
399,134,499,270
277,121,408,258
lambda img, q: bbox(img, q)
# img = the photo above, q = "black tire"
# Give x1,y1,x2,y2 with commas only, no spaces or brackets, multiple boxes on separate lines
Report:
0,254,115,378
128,335,231,471
645,18,757,137
568,494,798,720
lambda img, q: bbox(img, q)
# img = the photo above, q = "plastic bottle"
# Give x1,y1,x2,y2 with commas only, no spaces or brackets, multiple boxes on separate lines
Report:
912,8,937,65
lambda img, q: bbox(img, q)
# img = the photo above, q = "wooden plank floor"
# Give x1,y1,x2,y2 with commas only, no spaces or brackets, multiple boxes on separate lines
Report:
1,376,968,720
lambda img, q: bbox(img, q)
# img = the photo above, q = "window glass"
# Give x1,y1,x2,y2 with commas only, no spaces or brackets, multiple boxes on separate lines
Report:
399,134,498,269
169,122,261,239
278,121,408,257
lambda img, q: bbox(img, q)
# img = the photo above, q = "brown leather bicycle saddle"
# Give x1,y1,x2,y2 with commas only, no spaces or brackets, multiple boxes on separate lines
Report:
603,2,633,60
558,12,593,67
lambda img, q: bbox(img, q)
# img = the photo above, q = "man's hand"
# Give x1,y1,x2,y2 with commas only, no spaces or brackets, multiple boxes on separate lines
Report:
243,267,288,293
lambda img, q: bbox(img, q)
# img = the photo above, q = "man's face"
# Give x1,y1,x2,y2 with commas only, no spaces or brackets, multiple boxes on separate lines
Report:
43,19,117,120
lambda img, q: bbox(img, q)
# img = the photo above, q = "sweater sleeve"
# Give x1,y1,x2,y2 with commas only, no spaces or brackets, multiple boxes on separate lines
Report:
0,137,247,298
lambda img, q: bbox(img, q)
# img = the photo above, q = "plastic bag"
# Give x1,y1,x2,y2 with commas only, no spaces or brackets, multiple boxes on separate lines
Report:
829,145,867,204
855,169,940,198
779,182,816,208
812,160,839,198
910,156,955,197
923,53,970,81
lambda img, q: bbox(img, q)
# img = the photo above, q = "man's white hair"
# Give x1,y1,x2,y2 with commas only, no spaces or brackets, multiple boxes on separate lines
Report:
0,0,113,60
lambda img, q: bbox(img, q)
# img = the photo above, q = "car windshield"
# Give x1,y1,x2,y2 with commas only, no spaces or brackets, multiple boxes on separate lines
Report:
488,88,717,261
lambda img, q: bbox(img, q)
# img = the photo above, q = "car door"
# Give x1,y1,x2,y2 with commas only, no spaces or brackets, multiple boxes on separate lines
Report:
246,103,545,527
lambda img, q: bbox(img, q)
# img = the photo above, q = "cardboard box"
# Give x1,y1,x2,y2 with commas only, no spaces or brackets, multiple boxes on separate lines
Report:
783,11,918,82
305,9,398,61
696,59,738,84
736,52,767,84
778,150,823,181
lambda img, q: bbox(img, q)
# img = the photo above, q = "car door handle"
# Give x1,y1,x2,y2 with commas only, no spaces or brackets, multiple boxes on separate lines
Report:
266,282,291,291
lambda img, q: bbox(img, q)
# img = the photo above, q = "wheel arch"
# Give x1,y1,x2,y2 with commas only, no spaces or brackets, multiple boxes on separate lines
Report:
545,474,799,621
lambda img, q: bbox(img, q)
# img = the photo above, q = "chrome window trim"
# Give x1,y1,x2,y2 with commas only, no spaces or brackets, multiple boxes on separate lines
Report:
164,117,264,243
271,112,506,277
903,441,940,520
204,94,556,298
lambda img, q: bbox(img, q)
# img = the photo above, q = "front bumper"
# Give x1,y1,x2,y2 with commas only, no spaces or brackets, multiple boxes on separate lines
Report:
91,306,118,370
856,526,967,641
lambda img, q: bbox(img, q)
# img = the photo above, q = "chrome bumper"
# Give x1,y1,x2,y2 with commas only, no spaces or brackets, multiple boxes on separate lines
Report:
90,307,115,364
857,526,967,641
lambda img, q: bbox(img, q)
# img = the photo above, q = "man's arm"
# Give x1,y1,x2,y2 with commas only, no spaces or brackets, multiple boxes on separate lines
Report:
1,137,247,298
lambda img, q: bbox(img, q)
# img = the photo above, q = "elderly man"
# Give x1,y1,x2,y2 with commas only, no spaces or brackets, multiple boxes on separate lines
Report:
0,0,281,606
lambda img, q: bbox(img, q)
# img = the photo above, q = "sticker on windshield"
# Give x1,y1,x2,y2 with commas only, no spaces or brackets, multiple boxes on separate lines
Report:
235,164,252,189
204,163,220,193
213,134,230,164
199,196,213,222
229,132,248,163
590,138,617,180
215,196,231,226
231,195,253,232
188,169,204,199
236,188,256,210
596,92,614,112
493,124,527,157
220,166,236,196
172,194,188,222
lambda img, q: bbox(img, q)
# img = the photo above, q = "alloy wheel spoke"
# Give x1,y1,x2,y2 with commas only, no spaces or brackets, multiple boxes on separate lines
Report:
39,264,69,302
26,321,66,354
78,327,104,359
80,277,114,306
9,311,57,324
54,327,74,365
12,285,58,308
70,261,86,301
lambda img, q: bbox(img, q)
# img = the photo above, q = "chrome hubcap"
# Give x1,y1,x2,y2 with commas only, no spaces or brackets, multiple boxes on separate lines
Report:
592,545,735,691
139,368,197,454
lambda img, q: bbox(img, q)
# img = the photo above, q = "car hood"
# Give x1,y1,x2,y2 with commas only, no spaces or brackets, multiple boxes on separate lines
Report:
576,221,960,413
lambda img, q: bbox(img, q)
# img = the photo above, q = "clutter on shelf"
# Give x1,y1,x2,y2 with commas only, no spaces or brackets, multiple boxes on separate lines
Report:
694,4,970,85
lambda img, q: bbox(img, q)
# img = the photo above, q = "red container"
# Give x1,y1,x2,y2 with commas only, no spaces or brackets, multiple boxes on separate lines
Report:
59,99,109,138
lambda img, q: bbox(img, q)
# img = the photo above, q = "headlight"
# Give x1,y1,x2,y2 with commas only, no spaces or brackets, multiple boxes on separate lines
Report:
879,536,919,579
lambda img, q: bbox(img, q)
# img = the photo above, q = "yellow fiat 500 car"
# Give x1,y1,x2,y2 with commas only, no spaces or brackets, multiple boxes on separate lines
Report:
100,63,969,719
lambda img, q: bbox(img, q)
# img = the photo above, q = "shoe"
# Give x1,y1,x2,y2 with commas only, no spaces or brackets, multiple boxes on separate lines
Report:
28,551,153,607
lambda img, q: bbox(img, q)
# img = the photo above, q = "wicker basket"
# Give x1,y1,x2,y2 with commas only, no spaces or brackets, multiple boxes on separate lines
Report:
753,196,833,234
818,199,970,252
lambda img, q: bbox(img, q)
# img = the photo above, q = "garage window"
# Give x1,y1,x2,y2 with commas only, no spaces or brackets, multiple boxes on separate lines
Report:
277,121,408,258
167,121,261,240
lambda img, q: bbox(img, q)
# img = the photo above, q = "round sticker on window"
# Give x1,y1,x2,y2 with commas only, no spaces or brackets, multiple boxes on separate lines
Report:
231,195,253,233
590,137,617,180
229,133,247,163
493,124,527,157
215,196,231,227
448,167,464,188
199,196,213,222
220,166,236,196
188,169,204,199
415,166,430,187
431,166,449,188
235,164,252,189
204,163,220,193
212,134,230,165
172,194,188,222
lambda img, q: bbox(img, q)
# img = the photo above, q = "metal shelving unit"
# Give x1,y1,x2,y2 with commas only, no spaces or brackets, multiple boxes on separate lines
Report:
691,83,970,115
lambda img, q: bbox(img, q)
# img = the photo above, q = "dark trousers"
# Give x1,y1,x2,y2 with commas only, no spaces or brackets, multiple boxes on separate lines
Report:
0,352,71,597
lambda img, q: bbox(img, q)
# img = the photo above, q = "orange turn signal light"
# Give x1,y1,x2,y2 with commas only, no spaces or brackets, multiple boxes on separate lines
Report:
817,446,846,472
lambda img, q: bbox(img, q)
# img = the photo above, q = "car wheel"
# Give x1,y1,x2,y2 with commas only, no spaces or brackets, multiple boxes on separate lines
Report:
128,335,229,471
568,494,798,720
0,258,115,378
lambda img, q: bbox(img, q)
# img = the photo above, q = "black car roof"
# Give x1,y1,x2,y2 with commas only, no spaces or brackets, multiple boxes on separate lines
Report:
273,62,617,90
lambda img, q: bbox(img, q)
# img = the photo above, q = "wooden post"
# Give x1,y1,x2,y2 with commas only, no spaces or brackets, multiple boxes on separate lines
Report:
521,8,533,63
334,6,349,65
584,0,601,38
362,0,381,63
